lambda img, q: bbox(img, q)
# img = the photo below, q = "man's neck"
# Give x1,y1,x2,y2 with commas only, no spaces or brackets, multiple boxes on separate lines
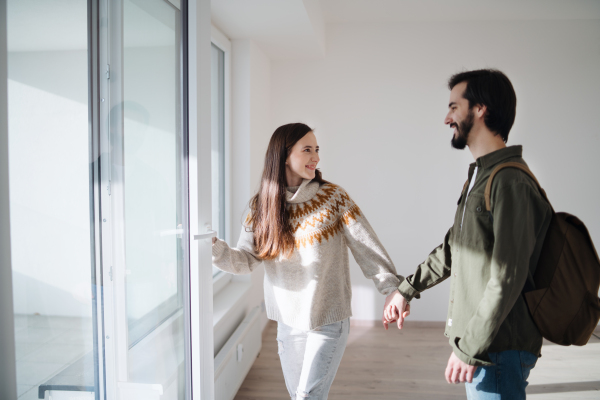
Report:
467,128,506,161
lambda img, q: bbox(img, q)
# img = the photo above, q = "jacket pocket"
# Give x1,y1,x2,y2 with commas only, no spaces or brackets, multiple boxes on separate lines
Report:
462,194,493,247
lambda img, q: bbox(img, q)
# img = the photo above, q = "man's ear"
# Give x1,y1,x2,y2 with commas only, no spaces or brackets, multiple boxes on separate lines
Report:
475,104,487,119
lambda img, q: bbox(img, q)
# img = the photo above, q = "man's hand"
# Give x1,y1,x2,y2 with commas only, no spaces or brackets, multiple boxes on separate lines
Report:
382,290,410,330
445,351,478,384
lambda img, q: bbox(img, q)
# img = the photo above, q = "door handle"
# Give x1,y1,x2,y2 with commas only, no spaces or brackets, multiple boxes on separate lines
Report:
194,225,217,241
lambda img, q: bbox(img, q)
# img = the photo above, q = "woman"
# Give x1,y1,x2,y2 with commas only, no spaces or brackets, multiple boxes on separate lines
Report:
212,123,405,399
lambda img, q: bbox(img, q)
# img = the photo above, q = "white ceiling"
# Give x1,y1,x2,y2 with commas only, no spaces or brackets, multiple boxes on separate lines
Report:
7,0,599,56
211,0,326,60
212,0,600,60
322,0,600,23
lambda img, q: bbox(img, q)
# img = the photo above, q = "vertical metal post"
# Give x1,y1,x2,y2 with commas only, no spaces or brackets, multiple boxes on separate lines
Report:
89,0,107,399
0,0,18,398
98,0,120,396
105,0,130,384
179,1,193,399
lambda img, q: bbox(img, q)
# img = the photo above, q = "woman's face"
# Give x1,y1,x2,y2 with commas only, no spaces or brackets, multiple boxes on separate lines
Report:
285,131,320,187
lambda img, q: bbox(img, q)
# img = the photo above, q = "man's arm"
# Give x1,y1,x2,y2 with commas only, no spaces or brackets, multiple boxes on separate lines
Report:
398,227,453,300
384,228,453,328
451,182,548,365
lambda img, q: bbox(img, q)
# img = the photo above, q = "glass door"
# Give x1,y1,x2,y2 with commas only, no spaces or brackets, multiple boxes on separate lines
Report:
7,1,101,399
99,0,191,398
6,0,195,398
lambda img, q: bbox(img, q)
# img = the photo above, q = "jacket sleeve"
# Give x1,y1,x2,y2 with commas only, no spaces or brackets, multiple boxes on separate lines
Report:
341,199,403,295
452,182,548,366
397,228,453,302
212,223,262,275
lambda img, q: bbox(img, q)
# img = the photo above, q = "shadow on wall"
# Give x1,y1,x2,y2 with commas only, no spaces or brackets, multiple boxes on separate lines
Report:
12,271,92,318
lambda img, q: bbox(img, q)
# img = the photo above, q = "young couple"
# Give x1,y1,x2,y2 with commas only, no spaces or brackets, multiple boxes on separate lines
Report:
212,69,552,400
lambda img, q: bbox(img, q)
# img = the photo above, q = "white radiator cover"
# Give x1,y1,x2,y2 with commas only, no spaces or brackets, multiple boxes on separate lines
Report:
214,306,263,400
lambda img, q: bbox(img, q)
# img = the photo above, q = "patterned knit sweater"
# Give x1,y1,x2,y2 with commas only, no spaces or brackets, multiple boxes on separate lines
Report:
212,179,403,330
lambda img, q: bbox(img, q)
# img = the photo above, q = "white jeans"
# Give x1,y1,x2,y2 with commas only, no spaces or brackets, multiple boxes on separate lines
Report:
276,318,350,400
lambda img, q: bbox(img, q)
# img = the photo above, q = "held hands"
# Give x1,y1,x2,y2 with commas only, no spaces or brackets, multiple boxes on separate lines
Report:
445,352,478,384
382,290,410,330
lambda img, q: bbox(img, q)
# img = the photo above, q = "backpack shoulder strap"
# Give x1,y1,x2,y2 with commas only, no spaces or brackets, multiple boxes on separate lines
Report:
484,161,552,212
462,179,469,194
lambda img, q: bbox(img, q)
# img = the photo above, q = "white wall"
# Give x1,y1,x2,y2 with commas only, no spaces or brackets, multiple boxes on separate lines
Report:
231,38,271,328
271,20,600,321
244,39,271,331
230,39,272,229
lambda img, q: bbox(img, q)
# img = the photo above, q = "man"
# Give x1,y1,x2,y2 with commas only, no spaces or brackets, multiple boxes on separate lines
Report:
382,69,553,399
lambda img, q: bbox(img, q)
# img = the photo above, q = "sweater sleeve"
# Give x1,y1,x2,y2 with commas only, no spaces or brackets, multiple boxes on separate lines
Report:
212,223,262,275
340,192,403,295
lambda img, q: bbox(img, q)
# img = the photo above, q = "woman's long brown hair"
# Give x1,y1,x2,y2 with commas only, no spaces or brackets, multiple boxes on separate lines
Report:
248,123,327,260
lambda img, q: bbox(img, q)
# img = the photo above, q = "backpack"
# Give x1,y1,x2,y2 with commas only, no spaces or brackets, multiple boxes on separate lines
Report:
484,162,600,346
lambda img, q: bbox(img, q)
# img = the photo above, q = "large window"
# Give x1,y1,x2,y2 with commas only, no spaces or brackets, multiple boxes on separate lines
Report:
6,1,193,399
7,2,96,399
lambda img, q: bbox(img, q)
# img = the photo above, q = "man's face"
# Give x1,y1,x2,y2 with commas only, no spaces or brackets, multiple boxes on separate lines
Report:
444,82,474,150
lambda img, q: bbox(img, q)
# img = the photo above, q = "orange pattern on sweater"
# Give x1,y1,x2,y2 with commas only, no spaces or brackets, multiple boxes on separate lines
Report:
288,184,362,248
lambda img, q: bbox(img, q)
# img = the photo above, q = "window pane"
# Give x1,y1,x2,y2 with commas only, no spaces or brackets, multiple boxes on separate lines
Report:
120,0,188,395
122,0,182,347
211,44,226,278
7,1,97,399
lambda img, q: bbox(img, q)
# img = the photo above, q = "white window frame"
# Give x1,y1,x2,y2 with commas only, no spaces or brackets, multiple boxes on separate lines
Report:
211,25,233,295
0,2,18,398
189,0,216,398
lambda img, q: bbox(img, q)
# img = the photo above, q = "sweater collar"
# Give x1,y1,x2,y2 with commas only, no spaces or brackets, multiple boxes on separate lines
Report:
286,179,320,204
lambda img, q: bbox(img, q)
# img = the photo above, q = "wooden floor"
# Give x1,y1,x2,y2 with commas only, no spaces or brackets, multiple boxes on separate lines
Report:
235,321,600,400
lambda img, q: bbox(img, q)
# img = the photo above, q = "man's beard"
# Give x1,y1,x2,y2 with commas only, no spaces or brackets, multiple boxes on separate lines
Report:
451,109,474,150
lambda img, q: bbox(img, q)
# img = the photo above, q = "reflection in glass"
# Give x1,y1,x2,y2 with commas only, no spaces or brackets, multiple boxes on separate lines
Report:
121,0,187,397
7,0,96,399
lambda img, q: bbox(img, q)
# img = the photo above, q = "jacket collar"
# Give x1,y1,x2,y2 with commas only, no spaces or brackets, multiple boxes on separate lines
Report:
474,145,523,170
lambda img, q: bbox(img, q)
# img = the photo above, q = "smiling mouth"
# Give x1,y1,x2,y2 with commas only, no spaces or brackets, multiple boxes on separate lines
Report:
306,165,316,171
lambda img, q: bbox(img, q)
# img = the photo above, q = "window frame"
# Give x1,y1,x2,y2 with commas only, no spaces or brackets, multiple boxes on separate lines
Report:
210,25,233,292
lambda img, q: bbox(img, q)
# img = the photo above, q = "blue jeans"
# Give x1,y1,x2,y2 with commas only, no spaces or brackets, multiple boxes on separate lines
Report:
466,350,538,400
276,318,350,400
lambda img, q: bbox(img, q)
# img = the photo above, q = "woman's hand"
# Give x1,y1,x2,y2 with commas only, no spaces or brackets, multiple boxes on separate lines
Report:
382,290,410,330
212,236,217,245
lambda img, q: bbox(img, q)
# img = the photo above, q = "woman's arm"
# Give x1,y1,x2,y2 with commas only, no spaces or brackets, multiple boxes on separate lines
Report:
341,198,403,295
212,225,262,275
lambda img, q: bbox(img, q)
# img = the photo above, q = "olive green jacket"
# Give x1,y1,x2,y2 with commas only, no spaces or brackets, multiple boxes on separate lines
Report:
398,146,553,366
